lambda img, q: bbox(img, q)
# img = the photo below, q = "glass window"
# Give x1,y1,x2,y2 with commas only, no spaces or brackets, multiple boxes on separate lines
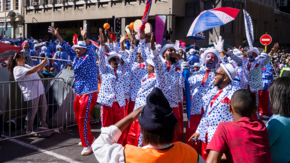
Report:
15,0,19,10
6,0,11,10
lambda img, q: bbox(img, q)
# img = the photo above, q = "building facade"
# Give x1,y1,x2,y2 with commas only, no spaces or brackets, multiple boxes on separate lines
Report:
0,0,24,38
23,0,290,50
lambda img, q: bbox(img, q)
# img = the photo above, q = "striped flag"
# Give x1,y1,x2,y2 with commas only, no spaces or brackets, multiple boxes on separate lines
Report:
243,10,254,48
90,39,99,48
137,0,152,38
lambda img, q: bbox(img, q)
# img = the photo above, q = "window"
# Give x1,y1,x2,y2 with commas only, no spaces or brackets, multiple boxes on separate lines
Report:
0,1,2,11
6,0,11,10
15,0,19,10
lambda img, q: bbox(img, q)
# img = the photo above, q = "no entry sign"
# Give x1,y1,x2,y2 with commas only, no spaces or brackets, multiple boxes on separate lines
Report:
260,34,272,46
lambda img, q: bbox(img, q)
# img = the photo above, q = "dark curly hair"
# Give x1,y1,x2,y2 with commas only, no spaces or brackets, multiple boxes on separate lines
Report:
7,52,23,78
269,77,290,117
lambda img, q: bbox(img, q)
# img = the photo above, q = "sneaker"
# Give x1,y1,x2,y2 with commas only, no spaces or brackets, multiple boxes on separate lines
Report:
78,142,82,146
81,146,92,156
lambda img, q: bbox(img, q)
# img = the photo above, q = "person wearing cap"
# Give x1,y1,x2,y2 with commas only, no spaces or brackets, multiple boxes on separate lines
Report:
97,29,136,145
187,49,200,72
187,63,239,160
92,87,205,163
259,53,274,119
193,62,201,72
49,25,99,155
227,40,279,119
158,44,185,141
180,36,228,152
53,44,69,71
20,42,34,67
30,43,41,66
126,33,177,146
41,46,53,59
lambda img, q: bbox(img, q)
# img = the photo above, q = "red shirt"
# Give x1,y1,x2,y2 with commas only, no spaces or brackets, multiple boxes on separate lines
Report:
207,117,272,163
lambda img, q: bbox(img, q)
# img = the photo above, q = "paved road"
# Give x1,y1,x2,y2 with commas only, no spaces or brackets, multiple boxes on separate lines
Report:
0,109,269,163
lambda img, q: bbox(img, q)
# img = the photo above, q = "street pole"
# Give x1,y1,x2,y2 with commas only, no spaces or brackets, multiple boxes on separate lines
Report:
4,0,6,37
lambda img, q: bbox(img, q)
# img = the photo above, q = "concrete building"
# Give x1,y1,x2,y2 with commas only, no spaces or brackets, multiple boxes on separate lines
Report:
0,0,24,38
23,0,289,50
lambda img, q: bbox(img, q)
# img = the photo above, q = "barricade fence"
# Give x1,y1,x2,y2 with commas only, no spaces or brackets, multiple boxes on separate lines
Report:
0,78,66,141
0,76,100,141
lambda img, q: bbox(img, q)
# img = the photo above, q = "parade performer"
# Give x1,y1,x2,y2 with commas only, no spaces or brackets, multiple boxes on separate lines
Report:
92,88,205,163
159,44,184,141
21,41,34,67
97,30,136,144
49,25,98,156
187,49,200,72
232,61,242,86
227,41,279,119
126,34,178,146
30,43,41,66
188,63,239,161
53,44,69,71
259,53,274,119
180,36,228,152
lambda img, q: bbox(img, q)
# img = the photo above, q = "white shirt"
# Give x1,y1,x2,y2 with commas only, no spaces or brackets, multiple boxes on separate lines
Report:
92,125,205,163
13,64,44,101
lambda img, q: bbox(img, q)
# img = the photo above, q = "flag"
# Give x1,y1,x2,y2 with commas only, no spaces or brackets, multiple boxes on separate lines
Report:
243,10,254,48
137,0,152,38
90,39,99,48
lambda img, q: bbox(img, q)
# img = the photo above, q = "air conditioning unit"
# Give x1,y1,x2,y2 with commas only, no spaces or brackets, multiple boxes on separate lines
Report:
57,0,63,3
32,2,38,5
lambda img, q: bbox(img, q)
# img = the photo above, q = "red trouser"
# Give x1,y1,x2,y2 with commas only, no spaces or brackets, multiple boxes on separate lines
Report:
123,99,135,146
172,107,183,142
126,119,141,146
101,102,125,144
185,109,204,153
74,92,97,147
178,103,184,141
259,90,272,116
201,133,209,161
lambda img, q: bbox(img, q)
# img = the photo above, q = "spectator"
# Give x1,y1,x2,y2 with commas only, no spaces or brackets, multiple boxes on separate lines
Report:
92,88,205,163
42,65,50,78
266,77,290,163
206,89,272,163
64,64,73,70
7,52,48,134
50,67,56,77
20,42,34,67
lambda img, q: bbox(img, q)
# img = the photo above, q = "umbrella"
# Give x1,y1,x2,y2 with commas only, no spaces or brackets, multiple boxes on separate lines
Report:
188,32,205,49
187,7,240,37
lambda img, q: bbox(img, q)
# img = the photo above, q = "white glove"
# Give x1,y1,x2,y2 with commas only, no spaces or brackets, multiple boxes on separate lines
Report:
181,61,190,72
214,36,224,53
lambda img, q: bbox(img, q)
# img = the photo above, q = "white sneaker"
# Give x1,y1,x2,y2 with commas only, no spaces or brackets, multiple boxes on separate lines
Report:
81,146,92,156
78,142,82,146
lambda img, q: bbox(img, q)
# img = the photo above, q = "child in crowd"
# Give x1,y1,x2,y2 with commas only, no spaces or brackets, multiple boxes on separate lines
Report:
42,65,50,78
206,89,272,163
266,77,290,163
50,67,56,78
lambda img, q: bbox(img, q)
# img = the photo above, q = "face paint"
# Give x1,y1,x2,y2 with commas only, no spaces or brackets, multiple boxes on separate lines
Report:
248,53,256,62
205,53,218,69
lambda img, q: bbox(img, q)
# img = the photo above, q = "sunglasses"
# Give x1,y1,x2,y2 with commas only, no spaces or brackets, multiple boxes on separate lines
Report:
110,58,120,62
214,72,225,76
166,49,176,52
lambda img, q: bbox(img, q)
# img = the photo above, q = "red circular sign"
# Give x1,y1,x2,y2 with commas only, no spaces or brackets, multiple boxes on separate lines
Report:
260,34,272,46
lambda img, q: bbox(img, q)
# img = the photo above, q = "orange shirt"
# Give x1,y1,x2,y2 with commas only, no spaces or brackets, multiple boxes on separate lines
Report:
124,142,198,163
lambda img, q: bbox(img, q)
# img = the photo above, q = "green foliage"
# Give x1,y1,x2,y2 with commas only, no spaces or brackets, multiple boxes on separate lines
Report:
64,31,82,45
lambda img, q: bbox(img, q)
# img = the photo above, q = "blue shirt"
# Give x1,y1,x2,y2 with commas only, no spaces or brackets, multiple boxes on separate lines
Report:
266,114,290,163
261,63,273,90
60,41,98,95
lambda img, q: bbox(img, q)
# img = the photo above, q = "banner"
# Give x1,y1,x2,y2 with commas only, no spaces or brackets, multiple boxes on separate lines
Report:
243,10,254,48
155,15,166,45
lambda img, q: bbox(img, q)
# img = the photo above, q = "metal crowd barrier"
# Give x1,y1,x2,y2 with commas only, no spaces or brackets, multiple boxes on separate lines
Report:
0,78,66,141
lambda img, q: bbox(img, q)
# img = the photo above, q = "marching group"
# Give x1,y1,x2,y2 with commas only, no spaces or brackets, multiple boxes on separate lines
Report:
3,25,290,163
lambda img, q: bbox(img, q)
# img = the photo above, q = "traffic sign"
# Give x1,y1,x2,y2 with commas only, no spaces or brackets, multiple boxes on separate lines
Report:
260,34,272,46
